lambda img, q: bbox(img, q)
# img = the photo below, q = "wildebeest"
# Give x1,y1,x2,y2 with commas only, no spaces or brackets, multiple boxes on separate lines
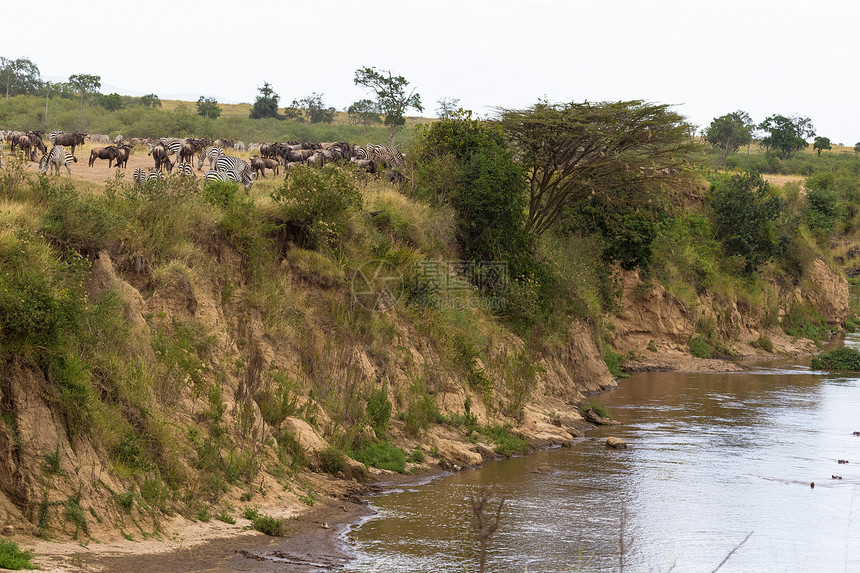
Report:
350,158,376,174
53,132,87,155
250,155,279,178
114,144,132,169
147,142,174,171
89,146,119,167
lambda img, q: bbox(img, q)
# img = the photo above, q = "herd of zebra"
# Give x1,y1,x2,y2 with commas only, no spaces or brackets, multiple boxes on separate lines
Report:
0,129,409,190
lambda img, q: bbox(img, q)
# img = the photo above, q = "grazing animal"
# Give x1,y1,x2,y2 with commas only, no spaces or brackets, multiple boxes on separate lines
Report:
133,168,146,185
39,146,75,176
147,169,163,184
52,132,87,155
197,146,224,170
204,168,253,192
213,154,253,180
363,143,405,169
350,158,376,174
114,145,132,169
147,142,173,171
89,146,119,167
250,155,279,178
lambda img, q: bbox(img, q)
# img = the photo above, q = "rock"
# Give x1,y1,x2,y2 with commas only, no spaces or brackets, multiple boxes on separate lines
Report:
606,437,627,449
584,409,621,426
2,525,13,536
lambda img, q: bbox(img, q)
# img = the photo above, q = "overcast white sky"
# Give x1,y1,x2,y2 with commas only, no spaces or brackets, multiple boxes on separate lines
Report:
4,0,859,144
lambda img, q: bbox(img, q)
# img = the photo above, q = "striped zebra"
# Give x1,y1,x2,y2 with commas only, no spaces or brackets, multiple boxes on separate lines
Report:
175,162,195,177
363,144,405,169
49,130,62,145
38,146,75,176
197,146,224,171
133,167,146,185
147,169,163,184
204,168,253,192
214,154,254,180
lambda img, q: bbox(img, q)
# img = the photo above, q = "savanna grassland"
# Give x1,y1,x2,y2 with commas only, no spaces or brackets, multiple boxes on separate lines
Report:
0,93,858,570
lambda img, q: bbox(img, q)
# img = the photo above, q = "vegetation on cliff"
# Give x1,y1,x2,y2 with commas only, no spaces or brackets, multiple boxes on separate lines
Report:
0,96,855,541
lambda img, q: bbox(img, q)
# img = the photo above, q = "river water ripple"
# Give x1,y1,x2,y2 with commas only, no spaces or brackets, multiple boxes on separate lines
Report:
344,335,860,572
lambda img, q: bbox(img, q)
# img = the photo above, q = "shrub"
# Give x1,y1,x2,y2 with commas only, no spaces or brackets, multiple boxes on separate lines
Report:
578,400,611,419
810,347,860,370
781,304,829,342
215,510,235,524
318,445,347,475
477,424,528,457
366,386,392,439
252,514,285,537
270,164,362,249
349,441,407,473
688,335,713,359
0,540,37,570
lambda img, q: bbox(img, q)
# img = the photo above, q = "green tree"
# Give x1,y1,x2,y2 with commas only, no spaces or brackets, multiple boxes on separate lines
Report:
293,92,335,123
499,99,690,237
68,73,101,112
0,57,42,99
705,110,754,169
100,93,123,111
708,171,790,274
250,81,280,119
813,136,832,157
138,93,162,108
758,114,814,159
346,99,382,126
354,67,423,142
196,96,222,119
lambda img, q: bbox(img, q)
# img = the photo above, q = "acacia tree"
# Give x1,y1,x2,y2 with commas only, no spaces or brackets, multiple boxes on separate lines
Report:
0,57,41,99
499,100,691,237
196,96,222,119
346,99,381,126
758,114,815,158
68,73,101,112
354,67,422,142
293,92,335,123
250,81,280,119
705,110,754,169
813,136,832,157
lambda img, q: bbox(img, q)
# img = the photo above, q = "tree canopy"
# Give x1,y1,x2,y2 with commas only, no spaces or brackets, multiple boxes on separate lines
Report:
250,82,280,119
68,73,101,112
346,99,382,126
705,110,754,169
293,93,335,124
0,57,41,99
197,96,222,119
758,114,814,159
498,100,691,236
813,136,832,157
354,67,422,141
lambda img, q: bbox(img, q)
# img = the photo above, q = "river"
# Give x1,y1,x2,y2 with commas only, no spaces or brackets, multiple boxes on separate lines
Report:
342,335,860,572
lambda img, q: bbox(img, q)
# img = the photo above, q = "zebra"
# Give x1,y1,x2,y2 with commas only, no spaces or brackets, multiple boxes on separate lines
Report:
49,129,63,145
147,169,163,184
38,146,75,176
175,162,195,177
132,167,146,185
197,146,224,171
364,144,405,169
204,168,253,192
214,154,253,179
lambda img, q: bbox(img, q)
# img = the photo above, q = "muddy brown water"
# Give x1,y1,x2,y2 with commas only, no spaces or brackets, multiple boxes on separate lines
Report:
343,335,860,572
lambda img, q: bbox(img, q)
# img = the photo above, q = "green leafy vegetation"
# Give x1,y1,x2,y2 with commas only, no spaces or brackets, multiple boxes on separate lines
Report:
349,441,407,473
0,540,37,570
810,347,860,370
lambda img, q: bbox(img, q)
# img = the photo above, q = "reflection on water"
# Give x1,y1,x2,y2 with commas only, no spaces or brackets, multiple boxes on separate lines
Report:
345,336,860,572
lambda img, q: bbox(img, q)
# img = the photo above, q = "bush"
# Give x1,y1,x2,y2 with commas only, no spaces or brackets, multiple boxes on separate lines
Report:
318,445,346,475
477,424,528,457
689,335,713,359
252,514,285,537
0,540,37,570
810,347,860,370
270,164,362,249
349,441,407,473
366,386,392,439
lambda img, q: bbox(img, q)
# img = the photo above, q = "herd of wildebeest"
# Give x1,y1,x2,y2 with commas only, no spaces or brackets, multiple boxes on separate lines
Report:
0,129,406,191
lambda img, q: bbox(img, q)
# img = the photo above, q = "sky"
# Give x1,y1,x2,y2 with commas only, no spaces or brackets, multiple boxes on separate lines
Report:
3,0,859,144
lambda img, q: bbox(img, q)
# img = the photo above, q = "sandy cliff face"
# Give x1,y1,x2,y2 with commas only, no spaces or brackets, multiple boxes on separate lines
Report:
610,258,849,366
